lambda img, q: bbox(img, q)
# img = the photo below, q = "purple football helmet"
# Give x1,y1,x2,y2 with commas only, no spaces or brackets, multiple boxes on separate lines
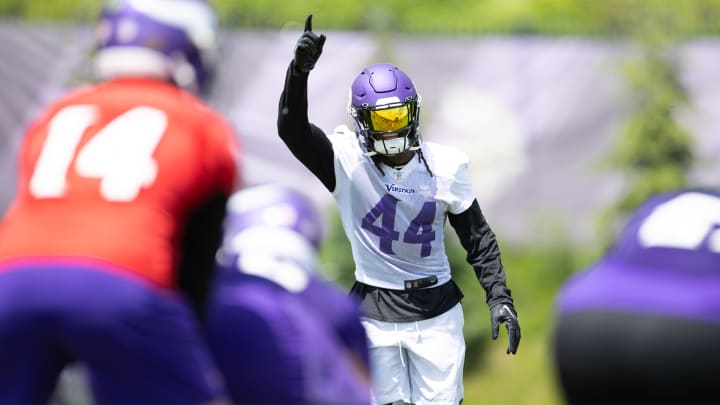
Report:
93,0,218,94
349,63,422,156
218,184,325,269
606,189,720,272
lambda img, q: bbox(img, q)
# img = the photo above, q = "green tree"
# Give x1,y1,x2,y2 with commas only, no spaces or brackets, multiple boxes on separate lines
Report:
598,4,695,243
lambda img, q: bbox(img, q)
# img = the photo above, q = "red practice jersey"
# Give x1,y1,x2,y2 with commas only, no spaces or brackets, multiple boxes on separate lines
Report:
0,78,239,289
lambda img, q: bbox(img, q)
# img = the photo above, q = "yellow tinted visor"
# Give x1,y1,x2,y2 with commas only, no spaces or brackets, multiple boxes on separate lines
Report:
369,106,410,132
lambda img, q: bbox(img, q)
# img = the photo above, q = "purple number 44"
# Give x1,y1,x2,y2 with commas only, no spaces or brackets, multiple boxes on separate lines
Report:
361,194,436,257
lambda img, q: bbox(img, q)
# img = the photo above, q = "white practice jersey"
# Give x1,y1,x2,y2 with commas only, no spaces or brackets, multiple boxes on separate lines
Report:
329,126,476,289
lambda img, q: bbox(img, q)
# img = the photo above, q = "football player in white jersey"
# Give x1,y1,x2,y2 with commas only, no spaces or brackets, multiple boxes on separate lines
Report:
277,15,521,405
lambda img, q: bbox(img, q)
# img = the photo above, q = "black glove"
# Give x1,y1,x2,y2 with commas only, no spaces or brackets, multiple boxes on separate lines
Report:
491,303,521,355
293,14,326,73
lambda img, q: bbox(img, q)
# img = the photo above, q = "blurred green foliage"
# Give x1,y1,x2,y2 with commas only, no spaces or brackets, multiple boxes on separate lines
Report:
2,0,720,37
597,3,695,245
0,0,98,21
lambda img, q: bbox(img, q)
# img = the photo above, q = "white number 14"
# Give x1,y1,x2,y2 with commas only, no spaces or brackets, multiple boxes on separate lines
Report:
29,105,167,202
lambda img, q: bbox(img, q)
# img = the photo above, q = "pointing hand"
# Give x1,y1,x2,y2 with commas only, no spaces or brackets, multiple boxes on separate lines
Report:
293,14,326,73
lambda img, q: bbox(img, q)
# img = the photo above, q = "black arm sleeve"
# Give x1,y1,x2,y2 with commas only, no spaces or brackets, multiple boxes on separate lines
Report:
176,191,228,320
448,199,514,308
277,60,336,192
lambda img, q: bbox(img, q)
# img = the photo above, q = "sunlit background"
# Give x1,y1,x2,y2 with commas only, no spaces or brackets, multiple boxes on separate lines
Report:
1,1,719,403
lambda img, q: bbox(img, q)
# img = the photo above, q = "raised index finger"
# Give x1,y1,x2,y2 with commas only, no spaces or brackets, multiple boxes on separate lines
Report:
304,14,313,32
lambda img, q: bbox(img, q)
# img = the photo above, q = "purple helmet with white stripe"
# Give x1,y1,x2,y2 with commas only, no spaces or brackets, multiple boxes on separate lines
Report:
349,63,422,156
218,184,325,269
606,189,720,272
93,0,218,94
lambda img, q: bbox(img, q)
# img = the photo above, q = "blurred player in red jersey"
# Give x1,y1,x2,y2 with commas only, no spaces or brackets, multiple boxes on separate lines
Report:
0,0,240,403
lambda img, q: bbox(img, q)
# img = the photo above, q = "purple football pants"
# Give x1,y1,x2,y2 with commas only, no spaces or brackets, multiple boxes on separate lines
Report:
0,262,225,404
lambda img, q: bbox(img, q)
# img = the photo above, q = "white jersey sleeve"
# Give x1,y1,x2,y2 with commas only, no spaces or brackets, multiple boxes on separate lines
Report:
422,142,476,215
328,126,476,289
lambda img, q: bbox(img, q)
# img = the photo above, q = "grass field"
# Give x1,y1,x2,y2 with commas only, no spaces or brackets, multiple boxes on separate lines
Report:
463,327,565,404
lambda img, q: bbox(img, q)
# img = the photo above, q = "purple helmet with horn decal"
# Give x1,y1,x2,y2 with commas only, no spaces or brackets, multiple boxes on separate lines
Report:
217,184,325,269
93,0,218,94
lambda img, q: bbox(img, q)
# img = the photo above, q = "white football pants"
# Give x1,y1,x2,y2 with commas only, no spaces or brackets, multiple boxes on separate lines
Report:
362,303,465,405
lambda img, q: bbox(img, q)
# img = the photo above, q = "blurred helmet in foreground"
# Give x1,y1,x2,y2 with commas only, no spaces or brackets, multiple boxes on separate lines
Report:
218,184,325,270
93,0,218,94
607,189,720,272
349,63,422,156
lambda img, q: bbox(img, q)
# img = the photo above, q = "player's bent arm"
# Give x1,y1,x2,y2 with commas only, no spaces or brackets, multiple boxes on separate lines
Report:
177,111,238,321
277,61,336,192
177,191,229,321
448,200,514,308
